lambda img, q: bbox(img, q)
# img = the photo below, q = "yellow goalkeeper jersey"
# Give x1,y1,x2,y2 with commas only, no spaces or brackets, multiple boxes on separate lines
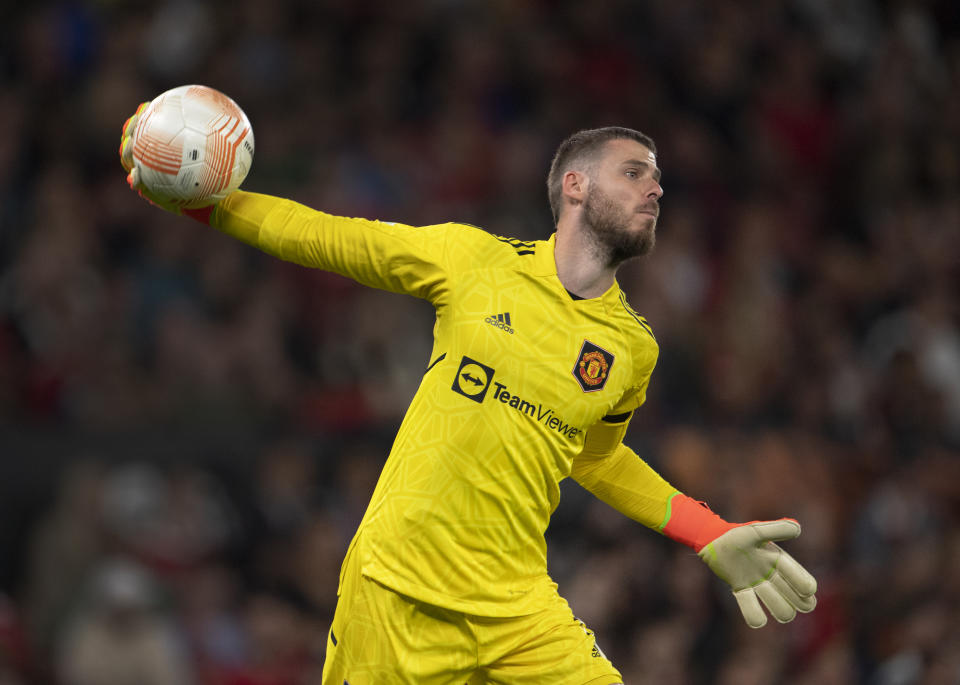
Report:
213,192,660,617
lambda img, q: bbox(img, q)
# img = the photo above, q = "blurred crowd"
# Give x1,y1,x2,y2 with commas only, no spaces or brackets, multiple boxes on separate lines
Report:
1,0,959,683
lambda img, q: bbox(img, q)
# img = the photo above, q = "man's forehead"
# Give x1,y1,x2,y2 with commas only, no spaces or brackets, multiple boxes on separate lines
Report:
605,138,656,165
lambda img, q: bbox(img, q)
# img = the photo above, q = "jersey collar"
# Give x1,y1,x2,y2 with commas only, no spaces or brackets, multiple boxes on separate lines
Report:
536,233,624,308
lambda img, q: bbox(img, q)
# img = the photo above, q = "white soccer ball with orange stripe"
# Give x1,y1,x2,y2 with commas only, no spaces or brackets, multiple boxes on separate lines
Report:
130,85,254,208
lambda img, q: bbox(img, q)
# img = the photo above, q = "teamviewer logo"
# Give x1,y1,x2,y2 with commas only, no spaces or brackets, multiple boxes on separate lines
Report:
452,356,495,403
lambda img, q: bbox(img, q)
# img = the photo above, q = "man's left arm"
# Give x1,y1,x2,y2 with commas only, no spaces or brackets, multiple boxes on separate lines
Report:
570,414,675,530
571,416,818,628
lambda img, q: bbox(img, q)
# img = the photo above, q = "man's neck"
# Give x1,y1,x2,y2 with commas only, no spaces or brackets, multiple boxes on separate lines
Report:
553,225,617,300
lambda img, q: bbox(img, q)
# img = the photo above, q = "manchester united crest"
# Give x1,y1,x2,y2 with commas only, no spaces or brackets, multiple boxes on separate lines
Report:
573,340,614,392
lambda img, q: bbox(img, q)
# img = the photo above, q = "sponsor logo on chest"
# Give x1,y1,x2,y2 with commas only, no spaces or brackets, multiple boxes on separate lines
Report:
451,355,581,440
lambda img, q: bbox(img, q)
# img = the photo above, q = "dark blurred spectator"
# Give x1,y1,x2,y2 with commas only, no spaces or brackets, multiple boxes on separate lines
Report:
55,558,194,685
99,462,238,573
211,584,323,685
23,460,107,657
175,563,247,685
0,593,31,685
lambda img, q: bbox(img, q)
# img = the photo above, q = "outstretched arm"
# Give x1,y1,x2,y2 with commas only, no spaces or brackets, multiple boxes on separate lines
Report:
571,418,817,628
120,103,450,305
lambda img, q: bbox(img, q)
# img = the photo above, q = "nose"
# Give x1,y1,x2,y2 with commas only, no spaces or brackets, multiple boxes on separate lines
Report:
648,180,664,200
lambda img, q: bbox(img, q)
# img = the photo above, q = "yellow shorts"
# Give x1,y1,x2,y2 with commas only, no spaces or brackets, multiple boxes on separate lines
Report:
322,551,622,685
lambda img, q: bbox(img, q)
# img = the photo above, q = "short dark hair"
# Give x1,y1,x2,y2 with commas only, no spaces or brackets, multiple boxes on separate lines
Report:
546,126,657,223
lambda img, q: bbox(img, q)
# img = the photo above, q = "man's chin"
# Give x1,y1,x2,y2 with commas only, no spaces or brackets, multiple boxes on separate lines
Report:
633,234,655,258
631,222,656,251
606,232,654,266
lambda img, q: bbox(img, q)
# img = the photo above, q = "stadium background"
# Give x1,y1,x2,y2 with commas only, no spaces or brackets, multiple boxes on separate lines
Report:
1,1,959,683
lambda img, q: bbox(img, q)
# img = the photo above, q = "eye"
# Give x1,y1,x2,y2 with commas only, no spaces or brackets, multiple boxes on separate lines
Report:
625,170,638,179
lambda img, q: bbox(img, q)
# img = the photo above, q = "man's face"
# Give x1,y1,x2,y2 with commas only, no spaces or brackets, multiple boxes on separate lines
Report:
582,139,663,266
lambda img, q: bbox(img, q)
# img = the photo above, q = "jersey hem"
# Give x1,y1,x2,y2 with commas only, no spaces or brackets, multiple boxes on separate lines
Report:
582,676,624,685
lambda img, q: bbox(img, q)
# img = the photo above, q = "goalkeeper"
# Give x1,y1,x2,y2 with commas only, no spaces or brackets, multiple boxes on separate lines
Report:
121,110,817,684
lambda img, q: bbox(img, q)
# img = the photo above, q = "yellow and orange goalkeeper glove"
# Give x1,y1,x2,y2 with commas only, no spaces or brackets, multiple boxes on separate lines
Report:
662,494,817,628
119,102,215,223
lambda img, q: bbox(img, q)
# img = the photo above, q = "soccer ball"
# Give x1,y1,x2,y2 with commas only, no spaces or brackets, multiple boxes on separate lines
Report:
130,85,254,208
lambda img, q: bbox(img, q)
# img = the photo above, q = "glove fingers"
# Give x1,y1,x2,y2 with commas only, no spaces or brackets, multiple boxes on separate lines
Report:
119,136,134,172
733,588,768,629
748,519,801,543
756,580,797,624
119,102,149,172
120,101,148,137
770,572,817,613
775,548,818,599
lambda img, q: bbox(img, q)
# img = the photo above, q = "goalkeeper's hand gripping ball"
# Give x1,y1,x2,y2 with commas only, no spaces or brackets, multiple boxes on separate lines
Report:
120,102,184,215
120,85,254,220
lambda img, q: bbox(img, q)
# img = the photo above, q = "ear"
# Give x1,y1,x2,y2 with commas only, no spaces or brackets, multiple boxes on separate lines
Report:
561,170,589,209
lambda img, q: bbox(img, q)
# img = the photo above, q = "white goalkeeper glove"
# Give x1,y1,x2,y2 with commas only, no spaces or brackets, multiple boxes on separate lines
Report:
698,518,817,628
661,494,817,628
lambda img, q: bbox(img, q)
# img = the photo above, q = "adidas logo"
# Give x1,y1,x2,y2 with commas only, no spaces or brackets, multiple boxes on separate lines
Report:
485,312,515,335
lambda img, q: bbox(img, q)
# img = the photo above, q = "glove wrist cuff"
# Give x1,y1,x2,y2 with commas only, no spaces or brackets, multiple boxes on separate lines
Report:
661,493,736,552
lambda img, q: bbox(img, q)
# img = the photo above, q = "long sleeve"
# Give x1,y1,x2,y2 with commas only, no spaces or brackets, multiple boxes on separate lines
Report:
209,190,452,306
571,416,740,550
570,417,678,531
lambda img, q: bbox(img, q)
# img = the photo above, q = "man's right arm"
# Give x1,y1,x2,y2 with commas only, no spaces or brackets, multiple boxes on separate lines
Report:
121,105,451,306
210,190,451,305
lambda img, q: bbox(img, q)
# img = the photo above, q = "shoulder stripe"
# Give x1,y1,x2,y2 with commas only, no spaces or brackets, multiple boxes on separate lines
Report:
618,292,655,340
494,235,537,256
494,235,536,247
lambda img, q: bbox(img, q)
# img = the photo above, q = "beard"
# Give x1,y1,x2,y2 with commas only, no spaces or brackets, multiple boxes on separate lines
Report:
582,184,657,267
